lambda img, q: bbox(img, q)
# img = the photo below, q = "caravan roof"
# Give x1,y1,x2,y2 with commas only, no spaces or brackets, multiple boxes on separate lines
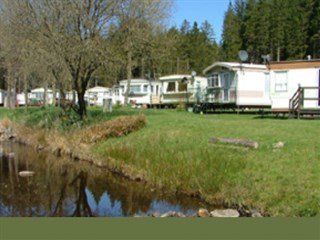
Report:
203,62,267,74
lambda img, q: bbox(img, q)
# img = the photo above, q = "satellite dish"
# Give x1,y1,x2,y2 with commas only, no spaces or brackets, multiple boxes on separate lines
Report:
239,50,248,62
261,54,271,64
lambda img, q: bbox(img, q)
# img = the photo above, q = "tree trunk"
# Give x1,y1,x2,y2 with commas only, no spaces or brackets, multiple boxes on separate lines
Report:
77,90,87,120
24,74,28,111
44,83,48,107
124,46,132,105
5,65,12,108
52,81,56,107
209,137,259,149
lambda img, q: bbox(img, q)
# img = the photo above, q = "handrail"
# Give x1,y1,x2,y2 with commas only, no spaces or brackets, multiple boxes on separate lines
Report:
289,86,320,118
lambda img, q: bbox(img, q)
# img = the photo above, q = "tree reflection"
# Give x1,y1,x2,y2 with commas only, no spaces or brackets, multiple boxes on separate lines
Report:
0,143,203,217
70,171,93,217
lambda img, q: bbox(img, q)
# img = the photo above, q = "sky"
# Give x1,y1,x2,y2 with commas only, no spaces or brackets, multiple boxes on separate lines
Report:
170,0,230,43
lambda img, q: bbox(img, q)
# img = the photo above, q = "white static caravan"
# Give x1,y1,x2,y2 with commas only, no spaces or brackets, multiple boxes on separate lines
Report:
268,60,320,112
85,86,112,106
16,93,26,106
203,62,271,108
118,79,162,105
159,75,207,105
0,89,6,106
30,88,54,105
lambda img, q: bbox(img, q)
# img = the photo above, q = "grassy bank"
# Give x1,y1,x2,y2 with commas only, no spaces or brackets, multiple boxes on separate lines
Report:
1,107,319,216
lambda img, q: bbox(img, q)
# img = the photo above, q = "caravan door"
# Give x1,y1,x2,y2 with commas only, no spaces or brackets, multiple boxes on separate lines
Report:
221,73,230,102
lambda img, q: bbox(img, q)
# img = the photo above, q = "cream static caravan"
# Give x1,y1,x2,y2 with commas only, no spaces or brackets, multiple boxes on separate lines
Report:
118,79,162,105
268,60,320,112
203,62,271,110
159,74,207,107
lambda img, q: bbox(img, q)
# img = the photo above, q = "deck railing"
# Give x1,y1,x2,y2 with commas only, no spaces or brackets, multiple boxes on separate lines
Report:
289,86,320,118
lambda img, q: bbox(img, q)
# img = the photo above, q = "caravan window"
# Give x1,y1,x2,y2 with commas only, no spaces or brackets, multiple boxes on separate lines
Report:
275,71,288,92
178,81,187,92
208,74,220,87
167,82,176,92
143,85,148,92
130,85,141,93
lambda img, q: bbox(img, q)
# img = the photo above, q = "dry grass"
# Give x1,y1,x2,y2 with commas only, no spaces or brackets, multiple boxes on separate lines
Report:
0,117,12,129
3,114,147,163
77,114,147,144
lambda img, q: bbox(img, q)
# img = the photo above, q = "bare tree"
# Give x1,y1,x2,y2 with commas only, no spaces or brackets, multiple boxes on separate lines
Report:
111,0,173,104
0,0,173,115
0,0,118,119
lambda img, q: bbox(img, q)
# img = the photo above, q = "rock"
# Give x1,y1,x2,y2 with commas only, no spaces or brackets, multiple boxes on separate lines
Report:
151,212,161,217
273,141,285,149
174,212,186,217
251,211,263,217
37,145,44,151
210,209,240,218
160,211,176,217
18,171,35,177
197,208,210,217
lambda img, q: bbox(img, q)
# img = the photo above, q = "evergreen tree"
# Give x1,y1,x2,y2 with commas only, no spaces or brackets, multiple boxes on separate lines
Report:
269,0,289,61
255,0,271,61
243,0,260,62
286,0,313,60
221,2,242,61
308,0,320,58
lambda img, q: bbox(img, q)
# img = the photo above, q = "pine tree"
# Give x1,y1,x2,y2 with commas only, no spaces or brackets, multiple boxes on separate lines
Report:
243,0,260,63
286,0,313,60
269,0,289,61
308,0,320,58
221,2,242,61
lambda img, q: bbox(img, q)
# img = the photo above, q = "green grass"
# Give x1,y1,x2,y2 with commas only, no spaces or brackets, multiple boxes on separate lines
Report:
92,109,320,216
1,107,319,216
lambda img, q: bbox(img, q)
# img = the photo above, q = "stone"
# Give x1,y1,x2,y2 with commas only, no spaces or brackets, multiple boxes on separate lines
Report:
151,212,161,217
273,141,285,149
197,208,210,217
251,211,263,217
160,211,176,217
174,212,186,218
210,209,240,218
18,171,35,177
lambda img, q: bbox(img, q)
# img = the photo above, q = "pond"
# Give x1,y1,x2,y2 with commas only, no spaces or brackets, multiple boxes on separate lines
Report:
0,142,211,217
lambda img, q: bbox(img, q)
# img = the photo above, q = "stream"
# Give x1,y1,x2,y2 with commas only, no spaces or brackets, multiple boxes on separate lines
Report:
0,142,211,217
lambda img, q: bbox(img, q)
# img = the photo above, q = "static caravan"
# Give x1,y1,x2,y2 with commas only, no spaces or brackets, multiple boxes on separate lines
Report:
30,88,54,105
268,60,320,113
0,89,6,106
16,93,26,106
159,75,207,106
118,79,162,105
111,85,124,105
65,90,78,103
203,62,271,110
85,86,112,106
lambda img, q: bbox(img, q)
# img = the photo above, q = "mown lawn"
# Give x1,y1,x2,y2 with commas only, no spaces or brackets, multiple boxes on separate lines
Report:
1,107,319,216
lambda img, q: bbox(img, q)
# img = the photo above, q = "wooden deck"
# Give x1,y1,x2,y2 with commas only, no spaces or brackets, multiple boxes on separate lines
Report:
289,86,320,119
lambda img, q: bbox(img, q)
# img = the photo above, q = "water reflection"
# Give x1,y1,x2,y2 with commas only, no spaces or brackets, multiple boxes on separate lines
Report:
0,142,206,217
